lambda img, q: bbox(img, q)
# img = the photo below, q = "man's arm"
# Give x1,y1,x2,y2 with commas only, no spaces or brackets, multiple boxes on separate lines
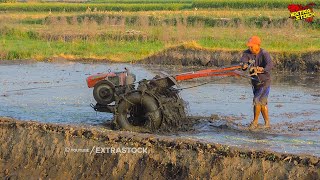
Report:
262,50,273,73
255,50,273,73
240,52,250,70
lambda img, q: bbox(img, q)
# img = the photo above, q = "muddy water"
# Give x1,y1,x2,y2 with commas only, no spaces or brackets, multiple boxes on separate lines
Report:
0,60,319,156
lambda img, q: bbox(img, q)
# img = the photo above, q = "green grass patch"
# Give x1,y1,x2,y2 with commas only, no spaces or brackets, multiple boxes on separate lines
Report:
0,0,317,12
0,3,191,12
19,13,320,30
198,34,320,53
88,0,193,3
192,0,315,9
0,34,164,61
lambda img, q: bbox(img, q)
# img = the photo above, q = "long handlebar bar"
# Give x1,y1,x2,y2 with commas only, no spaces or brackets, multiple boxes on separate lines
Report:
174,65,242,81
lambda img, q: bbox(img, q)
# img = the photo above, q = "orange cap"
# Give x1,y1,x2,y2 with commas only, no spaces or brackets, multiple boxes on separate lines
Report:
246,36,261,47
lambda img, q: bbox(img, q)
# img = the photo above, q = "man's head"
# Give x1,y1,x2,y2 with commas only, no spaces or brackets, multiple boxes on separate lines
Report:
247,36,261,55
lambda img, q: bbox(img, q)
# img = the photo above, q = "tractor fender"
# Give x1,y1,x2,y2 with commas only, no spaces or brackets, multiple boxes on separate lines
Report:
115,92,162,132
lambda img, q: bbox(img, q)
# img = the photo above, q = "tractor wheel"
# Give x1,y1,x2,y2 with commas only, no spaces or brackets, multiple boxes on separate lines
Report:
93,80,115,105
115,92,162,132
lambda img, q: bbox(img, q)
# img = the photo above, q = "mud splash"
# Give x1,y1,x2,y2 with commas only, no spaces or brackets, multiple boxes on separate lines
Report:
0,117,319,179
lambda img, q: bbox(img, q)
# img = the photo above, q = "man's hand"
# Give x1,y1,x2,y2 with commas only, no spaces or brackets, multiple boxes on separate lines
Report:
241,63,248,70
249,66,264,76
256,66,264,73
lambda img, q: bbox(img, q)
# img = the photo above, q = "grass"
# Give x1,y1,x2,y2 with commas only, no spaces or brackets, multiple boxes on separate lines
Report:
0,9,304,18
0,35,164,61
0,2,319,61
89,0,193,3
198,26,320,52
192,0,315,9
0,0,317,12
0,3,191,12
1,19,318,61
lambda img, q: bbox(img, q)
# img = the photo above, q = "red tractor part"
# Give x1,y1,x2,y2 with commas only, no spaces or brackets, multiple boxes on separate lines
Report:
87,69,136,105
174,65,242,81
86,72,117,88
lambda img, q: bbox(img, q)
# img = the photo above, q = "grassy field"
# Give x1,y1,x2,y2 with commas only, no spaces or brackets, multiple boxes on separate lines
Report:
0,1,319,61
0,0,314,10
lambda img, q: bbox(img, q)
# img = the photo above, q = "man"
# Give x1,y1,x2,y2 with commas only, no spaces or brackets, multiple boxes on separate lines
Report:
241,36,273,129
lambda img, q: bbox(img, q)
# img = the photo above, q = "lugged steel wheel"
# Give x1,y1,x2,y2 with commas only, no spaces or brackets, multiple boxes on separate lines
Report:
115,92,162,132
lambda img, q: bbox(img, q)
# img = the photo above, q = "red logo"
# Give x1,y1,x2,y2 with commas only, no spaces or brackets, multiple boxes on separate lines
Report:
288,3,316,23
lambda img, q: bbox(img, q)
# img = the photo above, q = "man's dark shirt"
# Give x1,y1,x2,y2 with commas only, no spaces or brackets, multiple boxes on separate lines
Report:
240,48,273,84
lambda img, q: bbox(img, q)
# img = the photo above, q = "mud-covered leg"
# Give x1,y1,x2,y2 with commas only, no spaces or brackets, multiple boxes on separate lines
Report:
260,86,271,129
249,104,261,129
261,105,270,128
250,85,263,129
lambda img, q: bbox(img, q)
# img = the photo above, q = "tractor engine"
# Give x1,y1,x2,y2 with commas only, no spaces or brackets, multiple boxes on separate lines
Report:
86,69,136,105
87,69,187,132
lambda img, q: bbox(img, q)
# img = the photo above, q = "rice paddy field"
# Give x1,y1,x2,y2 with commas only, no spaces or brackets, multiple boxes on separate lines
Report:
0,0,319,61
0,2,320,178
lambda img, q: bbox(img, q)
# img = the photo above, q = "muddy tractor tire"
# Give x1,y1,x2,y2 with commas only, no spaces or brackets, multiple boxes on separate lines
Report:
115,92,162,132
93,80,115,105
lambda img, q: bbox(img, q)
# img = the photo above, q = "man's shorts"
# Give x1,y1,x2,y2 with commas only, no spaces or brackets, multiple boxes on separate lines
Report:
252,84,270,105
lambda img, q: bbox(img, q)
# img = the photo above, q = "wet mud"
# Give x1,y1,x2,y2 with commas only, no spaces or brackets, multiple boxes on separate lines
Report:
0,117,319,179
0,60,319,177
139,45,320,73
0,61,319,156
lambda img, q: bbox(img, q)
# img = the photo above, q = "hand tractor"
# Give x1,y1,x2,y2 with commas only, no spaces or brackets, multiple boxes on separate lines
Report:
86,64,255,132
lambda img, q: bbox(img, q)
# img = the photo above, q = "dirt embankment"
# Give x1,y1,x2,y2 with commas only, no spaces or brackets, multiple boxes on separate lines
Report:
0,117,319,179
139,45,320,73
